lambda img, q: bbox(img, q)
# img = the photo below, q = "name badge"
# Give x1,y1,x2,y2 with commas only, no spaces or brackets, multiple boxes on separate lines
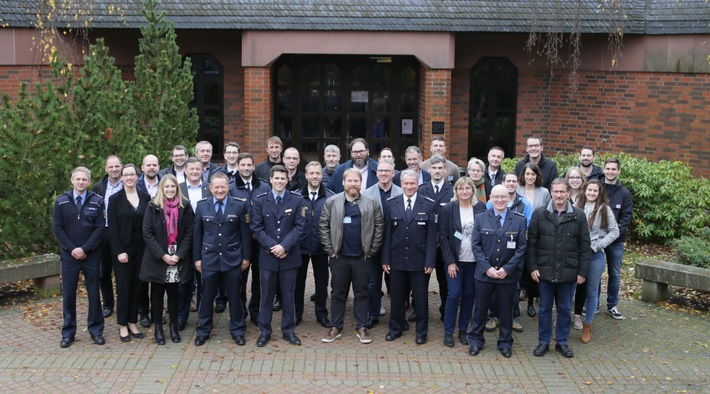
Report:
434,214,439,224
507,234,516,249
447,175,454,182
615,204,621,209
454,231,463,240
285,209,293,213
343,216,352,224
418,222,426,225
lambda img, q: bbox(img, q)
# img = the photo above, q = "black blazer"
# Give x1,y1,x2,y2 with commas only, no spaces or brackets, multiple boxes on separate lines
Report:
438,200,487,266
108,189,151,257
141,198,194,283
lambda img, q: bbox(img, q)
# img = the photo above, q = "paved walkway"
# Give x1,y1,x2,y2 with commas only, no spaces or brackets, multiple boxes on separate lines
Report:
0,275,708,393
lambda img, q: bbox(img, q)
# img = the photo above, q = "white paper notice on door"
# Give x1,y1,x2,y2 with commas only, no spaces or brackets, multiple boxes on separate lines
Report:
351,91,368,103
401,118,413,135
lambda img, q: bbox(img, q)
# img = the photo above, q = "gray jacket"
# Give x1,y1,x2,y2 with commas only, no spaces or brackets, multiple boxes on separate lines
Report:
583,203,620,252
361,183,403,213
318,192,384,258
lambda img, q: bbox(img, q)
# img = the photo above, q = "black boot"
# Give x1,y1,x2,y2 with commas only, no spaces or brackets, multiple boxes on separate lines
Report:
154,325,166,345
169,323,181,343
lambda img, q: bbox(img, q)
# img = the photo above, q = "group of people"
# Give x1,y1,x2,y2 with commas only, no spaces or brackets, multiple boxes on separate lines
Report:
53,135,633,359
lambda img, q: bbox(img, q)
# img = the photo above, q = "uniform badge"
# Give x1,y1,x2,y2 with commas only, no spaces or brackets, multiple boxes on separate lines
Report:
301,206,308,217
245,212,250,224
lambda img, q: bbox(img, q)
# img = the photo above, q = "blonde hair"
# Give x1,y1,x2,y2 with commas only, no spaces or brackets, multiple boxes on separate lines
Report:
153,174,185,208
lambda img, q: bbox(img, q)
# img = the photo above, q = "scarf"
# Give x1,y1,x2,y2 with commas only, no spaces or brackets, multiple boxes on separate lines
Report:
164,198,180,246
474,178,487,203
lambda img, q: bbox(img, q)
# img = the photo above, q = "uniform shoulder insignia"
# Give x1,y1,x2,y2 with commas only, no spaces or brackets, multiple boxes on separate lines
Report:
289,190,301,195
232,196,247,202
386,195,399,202
422,196,435,203
255,192,268,199
514,211,525,217
301,206,308,217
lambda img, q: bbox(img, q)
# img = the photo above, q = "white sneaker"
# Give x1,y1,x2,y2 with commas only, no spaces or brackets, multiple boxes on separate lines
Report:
573,314,583,330
379,305,386,316
608,307,624,320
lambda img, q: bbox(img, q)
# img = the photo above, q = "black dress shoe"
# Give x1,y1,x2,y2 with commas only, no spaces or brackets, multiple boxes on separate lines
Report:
91,335,106,345
177,320,187,331
407,312,417,322
402,322,410,331
365,317,379,329
234,335,246,346
555,344,574,358
60,336,75,348
215,303,226,314
469,346,481,356
500,348,512,358
140,315,152,328
120,333,131,343
282,333,302,346
385,332,402,341
102,308,113,318
458,331,468,345
316,317,330,328
415,336,427,345
443,334,455,348
533,344,549,357
130,330,145,339
272,299,282,311
256,334,271,347
194,335,208,346
527,304,537,317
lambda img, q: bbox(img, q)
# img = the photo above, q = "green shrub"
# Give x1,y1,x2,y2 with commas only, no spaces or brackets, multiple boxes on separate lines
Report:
672,228,710,269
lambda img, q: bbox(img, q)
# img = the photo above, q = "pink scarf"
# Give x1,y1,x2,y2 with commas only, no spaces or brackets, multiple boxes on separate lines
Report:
164,198,180,245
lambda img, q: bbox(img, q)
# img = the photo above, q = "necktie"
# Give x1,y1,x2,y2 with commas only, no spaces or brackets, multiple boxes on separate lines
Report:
75,195,83,210
276,196,282,205
246,182,251,192
311,191,317,202
406,198,412,211
405,198,413,221
434,185,440,195
496,214,502,230
216,200,224,221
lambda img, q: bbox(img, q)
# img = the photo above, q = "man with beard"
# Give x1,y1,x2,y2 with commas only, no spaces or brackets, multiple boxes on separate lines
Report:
159,145,189,183
319,168,384,344
327,138,379,193
296,161,335,327
382,170,437,345
254,136,285,183
514,136,559,190
484,146,506,200
136,154,161,326
92,155,123,319
229,153,271,325
394,146,431,186
251,165,305,347
578,147,603,181
420,137,460,185
361,159,402,328
222,142,241,182
321,144,341,185
283,147,307,192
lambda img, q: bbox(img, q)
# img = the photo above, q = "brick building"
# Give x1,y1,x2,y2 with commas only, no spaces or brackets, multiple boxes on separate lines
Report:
1,1,708,175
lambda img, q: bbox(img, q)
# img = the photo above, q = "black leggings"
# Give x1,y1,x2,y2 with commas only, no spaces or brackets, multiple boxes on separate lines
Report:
151,282,178,326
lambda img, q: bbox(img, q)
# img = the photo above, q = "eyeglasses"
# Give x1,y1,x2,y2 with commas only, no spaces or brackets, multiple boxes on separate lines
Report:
377,169,393,173
122,173,138,177
351,149,367,155
468,169,483,174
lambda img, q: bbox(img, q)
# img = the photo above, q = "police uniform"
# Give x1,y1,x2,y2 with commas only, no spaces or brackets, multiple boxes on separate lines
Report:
53,190,105,341
417,181,454,319
193,196,252,340
468,208,527,353
251,190,305,338
382,193,437,341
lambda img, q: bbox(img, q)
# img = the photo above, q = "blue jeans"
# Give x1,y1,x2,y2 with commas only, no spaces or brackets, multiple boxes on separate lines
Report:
537,281,576,345
585,251,606,324
443,262,475,334
604,242,625,309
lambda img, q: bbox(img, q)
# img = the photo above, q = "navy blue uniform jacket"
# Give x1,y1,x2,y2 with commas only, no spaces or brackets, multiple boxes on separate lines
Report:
417,181,454,225
53,190,105,253
472,208,527,284
438,200,487,266
299,185,335,255
251,190,306,271
193,196,251,278
382,194,437,271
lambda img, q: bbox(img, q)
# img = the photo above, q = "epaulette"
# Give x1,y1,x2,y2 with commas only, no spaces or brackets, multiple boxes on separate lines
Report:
254,192,269,199
196,197,210,205
289,190,301,196
232,196,247,202
513,211,525,217
422,196,435,203
386,195,399,201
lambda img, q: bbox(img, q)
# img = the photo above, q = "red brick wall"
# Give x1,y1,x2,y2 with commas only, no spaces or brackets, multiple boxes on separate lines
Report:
451,68,710,178
418,67,453,160
223,64,244,146
242,67,273,162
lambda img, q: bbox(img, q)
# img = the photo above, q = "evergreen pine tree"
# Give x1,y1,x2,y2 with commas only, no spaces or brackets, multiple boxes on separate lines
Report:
133,0,198,162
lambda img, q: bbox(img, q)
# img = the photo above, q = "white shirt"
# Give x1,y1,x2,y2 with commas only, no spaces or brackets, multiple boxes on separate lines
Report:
186,183,204,212
458,205,475,262
360,166,369,191
404,193,417,210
